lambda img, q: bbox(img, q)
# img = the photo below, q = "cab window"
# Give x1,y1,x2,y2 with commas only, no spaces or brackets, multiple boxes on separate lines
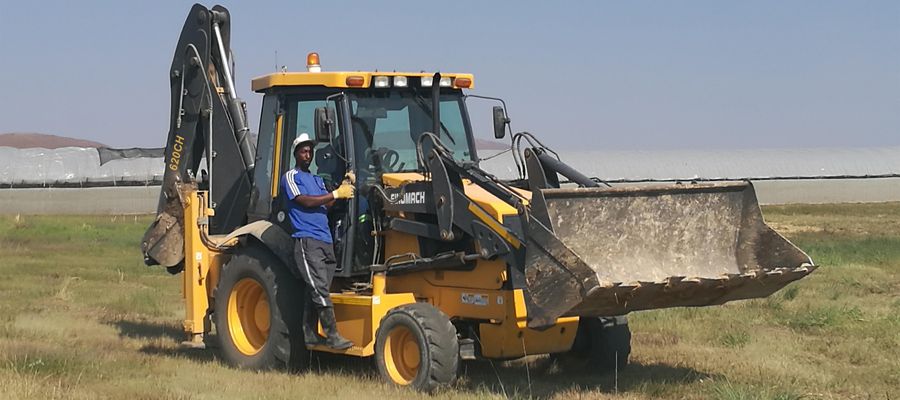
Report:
283,98,345,189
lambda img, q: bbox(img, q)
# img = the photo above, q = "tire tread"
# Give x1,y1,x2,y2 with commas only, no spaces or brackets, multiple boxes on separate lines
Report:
213,244,307,372
375,302,459,392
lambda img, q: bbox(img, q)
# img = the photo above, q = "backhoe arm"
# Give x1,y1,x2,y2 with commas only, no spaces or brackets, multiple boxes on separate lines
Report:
142,4,255,268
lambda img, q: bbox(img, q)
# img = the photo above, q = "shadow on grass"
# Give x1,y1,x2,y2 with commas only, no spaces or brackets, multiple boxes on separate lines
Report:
106,318,713,397
139,342,218,363
259,349,714,398
457,357,715,398
106,319,376,372
107,318,218,363
302,351,379,380
110,318,183,341
292,352,714,398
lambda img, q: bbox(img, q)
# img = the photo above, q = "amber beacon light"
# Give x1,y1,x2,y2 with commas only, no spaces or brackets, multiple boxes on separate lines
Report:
306,52,321,72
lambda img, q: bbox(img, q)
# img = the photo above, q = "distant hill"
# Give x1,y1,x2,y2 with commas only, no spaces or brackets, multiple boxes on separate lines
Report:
0,133,107,149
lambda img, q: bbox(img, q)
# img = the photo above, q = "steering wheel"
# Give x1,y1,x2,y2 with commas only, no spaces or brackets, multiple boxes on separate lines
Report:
368,147,403,173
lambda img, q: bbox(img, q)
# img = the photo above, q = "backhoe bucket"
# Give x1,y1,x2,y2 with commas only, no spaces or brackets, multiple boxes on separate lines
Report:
141,182,193,268
522,182,815,328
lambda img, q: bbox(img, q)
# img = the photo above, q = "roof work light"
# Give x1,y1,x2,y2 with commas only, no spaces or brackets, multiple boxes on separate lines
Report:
373,76,390,88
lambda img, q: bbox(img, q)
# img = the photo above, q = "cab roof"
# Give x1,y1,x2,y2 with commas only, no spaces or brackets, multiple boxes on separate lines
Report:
251,71,475,92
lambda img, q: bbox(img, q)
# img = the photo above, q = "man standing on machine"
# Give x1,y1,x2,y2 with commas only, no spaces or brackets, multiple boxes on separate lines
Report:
282,133,355,350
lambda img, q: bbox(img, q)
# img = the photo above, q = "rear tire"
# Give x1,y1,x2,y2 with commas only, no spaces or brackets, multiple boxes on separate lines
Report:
214,244,308,371
375,303,459,392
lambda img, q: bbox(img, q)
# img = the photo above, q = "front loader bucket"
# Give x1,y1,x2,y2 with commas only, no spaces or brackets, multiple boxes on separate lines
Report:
522,182,815,328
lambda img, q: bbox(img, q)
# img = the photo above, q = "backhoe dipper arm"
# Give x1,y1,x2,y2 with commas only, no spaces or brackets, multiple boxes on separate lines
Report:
142,4,255,268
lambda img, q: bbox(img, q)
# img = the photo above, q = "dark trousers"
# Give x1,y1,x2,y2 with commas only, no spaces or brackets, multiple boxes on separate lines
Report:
293,237,337,308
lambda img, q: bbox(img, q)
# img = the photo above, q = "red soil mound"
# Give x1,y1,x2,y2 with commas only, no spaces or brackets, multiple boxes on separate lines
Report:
0,133,107,149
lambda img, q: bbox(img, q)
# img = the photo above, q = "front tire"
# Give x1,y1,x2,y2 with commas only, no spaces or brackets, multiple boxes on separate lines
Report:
375,303,459,392
214,245,308,371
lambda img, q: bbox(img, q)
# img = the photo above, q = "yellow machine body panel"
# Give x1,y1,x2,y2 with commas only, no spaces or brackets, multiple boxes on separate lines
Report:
380,172,428,188
387,259,507,298
462,184,519,223
478,289,579,358
380,172,523,318
382,228,422,261
310,291,417,357
252,71,475,92
269,114,284,198
311,287,579,359
375,173,579,358
180,189,230,345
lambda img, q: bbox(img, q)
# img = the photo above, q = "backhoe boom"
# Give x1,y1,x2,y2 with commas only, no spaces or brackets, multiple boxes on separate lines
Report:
142,4,255,268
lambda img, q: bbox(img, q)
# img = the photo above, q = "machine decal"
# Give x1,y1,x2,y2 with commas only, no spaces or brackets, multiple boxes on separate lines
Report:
392,191,426,205
168,134,185,171
461,293,488,306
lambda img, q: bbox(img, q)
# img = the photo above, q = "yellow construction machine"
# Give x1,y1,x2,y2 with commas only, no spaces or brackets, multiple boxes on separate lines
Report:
142,4,816,392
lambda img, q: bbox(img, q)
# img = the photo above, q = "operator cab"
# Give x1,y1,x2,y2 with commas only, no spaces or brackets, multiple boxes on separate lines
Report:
246,54,478,279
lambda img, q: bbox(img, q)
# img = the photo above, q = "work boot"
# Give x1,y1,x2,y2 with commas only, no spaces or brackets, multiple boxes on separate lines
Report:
318,306,353,350
303,301,327,346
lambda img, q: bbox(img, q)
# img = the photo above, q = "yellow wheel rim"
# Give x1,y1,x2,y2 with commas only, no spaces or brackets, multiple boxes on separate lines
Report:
383,325,420,385
227,278,270,356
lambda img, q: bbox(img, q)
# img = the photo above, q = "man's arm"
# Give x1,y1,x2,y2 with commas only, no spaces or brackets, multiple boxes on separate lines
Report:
291,193,335,208
288,178,354,208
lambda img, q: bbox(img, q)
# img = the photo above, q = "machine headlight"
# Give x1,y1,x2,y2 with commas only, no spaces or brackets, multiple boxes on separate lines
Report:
439,77,452,87
421,76,433,87
373,76,390,88
393,76,408,87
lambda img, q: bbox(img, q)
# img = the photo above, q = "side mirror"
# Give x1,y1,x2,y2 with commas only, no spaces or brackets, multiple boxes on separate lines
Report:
314,107,335,142
492,106,509,139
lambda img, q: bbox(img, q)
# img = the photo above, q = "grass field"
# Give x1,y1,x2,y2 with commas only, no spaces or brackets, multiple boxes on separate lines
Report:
1,204,898,399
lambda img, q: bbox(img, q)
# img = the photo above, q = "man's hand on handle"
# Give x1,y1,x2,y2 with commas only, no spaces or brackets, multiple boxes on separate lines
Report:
332,181,355,199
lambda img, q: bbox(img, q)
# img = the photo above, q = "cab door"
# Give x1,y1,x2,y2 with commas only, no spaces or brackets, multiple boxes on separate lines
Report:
270,93,359,273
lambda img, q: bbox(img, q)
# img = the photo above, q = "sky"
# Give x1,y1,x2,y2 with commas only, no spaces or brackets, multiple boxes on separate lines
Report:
0,0,897,150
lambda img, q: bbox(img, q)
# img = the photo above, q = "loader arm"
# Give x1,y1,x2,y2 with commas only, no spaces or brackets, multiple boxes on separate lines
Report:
387,135,815,328
141,4,256,268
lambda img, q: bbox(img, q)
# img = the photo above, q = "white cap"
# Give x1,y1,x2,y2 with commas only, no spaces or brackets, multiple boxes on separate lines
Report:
292,133,314,151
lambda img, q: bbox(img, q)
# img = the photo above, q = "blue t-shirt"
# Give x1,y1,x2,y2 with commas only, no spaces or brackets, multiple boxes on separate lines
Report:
282,168,333,243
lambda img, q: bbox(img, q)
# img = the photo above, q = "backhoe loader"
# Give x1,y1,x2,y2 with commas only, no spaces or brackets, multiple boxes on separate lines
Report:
141,4,816,392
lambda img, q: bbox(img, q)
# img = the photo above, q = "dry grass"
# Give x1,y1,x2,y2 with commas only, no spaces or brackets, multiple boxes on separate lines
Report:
1,205,899,399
